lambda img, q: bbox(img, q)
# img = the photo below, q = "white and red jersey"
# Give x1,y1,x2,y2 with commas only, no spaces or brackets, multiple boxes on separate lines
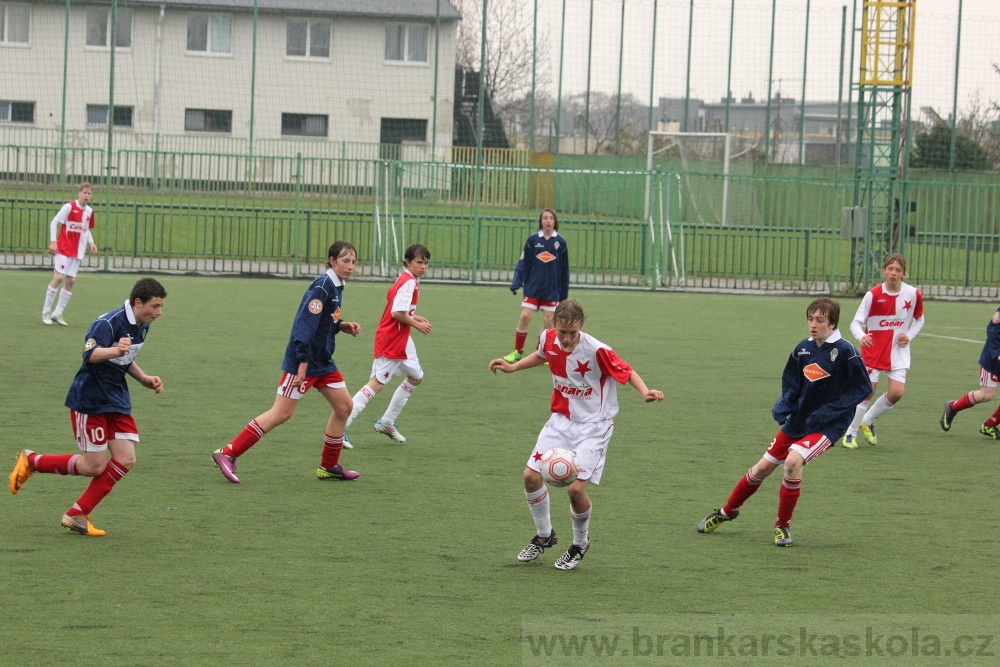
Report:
536,329,634,422
51,200,95,259
373,269,419,360
850,281,925,371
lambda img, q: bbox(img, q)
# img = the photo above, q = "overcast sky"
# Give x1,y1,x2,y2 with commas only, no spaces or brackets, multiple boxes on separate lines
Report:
527,0,1000,117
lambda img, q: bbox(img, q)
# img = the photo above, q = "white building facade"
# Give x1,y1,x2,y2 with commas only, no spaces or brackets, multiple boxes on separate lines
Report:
0,0,460,160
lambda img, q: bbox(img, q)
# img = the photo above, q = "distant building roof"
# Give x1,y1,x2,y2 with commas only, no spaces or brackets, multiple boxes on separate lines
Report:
35,0,461,21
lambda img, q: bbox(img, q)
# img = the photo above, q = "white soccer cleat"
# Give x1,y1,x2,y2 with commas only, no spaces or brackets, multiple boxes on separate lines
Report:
374,420,406,443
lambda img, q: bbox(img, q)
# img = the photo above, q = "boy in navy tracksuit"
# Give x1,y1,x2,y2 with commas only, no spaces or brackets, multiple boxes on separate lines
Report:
940,305,1000,438
697,297,871,547
503,209,570,363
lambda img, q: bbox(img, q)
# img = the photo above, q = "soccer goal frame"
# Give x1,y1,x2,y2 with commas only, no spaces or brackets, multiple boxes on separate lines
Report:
645,131,732,226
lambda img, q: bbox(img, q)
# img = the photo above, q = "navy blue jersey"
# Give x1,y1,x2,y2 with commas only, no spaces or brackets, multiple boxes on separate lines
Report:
772,330,872,443
281,268,346,377
65,301,152,415
979,307,1000,376
510,231,569,302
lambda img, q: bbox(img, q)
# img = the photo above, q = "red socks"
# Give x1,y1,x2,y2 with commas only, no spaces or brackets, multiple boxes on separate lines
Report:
776,478,802,526
950,391,977,413
723,469,763,516
320,434,344,470
723,470,802,527
68,459,129,516
224,420,266,458
28,453,79,475
514,330,528,354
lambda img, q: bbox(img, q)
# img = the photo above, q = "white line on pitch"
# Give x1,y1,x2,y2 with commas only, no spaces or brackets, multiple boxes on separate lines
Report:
921,333,983,344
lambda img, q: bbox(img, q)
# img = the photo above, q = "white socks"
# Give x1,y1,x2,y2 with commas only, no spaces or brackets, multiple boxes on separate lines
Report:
43,286,58,314
525,486,552,538
864,394,896,423
571,507,592,547
382,380,416,424
847,400,869,436
346,385,377,428
54,289,72,315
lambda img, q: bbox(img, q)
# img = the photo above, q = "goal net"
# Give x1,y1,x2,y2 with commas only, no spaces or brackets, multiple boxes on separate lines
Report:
645,131,762,226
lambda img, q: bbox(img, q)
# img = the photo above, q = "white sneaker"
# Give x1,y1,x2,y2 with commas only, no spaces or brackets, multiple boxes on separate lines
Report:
342,429,353,449
41,312,53,325
51,313,68,326
374,420,406,443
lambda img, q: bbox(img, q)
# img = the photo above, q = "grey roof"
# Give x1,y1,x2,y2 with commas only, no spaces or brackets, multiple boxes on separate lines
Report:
39,0,461,21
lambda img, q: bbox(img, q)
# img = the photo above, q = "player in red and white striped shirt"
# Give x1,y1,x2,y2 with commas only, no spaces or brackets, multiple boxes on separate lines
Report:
843,254,925,448
41,182,98,326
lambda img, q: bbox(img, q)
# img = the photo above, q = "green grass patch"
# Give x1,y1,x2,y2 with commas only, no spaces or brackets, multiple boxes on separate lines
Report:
2,271,1000,665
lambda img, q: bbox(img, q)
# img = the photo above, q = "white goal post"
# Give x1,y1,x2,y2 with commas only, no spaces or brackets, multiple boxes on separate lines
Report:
645,131,732,226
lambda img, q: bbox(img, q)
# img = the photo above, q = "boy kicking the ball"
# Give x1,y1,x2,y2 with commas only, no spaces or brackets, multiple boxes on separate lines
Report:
489,299,663,570
696,297,871,547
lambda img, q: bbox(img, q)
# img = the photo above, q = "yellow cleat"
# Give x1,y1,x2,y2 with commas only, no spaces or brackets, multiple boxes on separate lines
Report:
61,513,106,536
840,434,858,450
502,350,523,363
9,449,34,494
859,422,877,446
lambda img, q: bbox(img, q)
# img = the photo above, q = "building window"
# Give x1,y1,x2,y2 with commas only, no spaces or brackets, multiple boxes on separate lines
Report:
0,100,34,123
281,113,327,137
384,24,428,63
379,118,427,158
187,15,231,54
86,8,131,48
0,3,30,44
286,20,330,58
185,109,232,133
86,104,133,128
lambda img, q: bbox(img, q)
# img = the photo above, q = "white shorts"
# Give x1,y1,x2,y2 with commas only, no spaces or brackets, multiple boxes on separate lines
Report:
369,340,423,383
868,367,907,384
525,413,613,485
53,254,81,277
980,368,999,388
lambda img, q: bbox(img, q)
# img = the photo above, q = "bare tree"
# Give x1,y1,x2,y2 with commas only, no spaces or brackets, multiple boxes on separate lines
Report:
563,91,649,156
966,77,1000,169
451,0,550,118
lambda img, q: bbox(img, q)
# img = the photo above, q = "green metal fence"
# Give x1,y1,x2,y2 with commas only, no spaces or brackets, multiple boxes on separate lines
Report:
3,145,1000,298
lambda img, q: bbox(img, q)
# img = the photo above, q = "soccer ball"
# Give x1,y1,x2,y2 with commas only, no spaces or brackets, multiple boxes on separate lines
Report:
539,447,579,487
